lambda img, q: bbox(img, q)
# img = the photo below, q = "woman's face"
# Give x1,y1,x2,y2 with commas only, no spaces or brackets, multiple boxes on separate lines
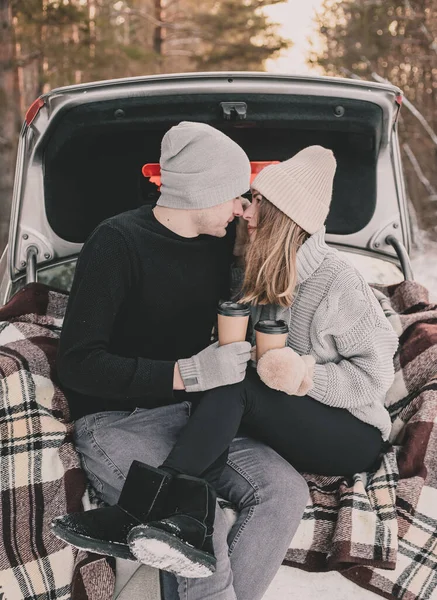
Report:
242,188,262,239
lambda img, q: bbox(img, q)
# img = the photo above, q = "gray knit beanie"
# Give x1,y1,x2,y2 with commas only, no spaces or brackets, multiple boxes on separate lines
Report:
157,121,251,210
252,146,337,234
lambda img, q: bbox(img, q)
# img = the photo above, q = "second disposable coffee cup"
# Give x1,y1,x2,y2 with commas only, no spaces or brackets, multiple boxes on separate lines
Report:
254,320,289,362
217,301,250,346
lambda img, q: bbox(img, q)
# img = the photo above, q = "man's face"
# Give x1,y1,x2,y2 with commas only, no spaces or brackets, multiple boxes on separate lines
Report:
195,197,245,237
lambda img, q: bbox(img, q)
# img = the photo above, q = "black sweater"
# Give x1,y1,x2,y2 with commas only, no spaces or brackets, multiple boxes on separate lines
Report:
57,205,235,421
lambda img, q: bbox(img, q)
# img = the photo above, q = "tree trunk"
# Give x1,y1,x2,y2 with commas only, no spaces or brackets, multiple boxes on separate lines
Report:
154,0,163,71
0,0,20,254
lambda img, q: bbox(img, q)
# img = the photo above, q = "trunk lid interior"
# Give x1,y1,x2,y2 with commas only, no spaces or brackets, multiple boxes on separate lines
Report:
8,73,410,279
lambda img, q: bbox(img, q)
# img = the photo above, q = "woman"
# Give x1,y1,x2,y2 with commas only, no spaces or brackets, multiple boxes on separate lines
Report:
52,146,398,581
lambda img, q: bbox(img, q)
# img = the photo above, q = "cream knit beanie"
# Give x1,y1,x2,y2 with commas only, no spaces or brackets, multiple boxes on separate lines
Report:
251,146,337,234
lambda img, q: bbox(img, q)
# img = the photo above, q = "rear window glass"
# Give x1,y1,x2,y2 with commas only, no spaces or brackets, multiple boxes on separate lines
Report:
10,261,77,297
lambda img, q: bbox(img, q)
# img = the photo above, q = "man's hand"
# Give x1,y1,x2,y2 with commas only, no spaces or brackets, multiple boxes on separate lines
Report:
177,341,251,393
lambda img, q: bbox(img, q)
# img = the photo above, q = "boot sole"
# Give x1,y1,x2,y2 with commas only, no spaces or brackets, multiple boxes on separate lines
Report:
128,525,216,578
51,519,135,561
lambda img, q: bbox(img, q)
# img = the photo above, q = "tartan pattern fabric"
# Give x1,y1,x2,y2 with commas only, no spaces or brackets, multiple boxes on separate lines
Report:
0,284,115,600
285,280,437,600
0,280,436,600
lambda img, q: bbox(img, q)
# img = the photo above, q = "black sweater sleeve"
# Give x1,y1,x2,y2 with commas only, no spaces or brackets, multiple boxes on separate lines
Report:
57,224,175,403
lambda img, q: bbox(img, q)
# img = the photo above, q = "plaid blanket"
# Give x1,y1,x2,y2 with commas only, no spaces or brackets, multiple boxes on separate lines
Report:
0,280,436,600
0,284,115,600
285,280,437,600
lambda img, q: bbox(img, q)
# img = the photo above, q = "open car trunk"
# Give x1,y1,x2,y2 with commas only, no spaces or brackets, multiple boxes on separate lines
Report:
8,73,410,278
5,75,437,600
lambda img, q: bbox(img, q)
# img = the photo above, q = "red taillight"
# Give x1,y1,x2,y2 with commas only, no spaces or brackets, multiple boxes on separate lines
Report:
142,163,161,186
141,160,280,187
249,161,280,182
395,93,403,106
25,97,45,126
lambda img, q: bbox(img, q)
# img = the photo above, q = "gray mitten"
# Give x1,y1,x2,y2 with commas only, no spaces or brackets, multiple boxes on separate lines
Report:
178,341,251,392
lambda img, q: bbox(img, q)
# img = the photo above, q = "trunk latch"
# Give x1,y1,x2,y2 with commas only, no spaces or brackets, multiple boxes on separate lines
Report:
220,102,247,121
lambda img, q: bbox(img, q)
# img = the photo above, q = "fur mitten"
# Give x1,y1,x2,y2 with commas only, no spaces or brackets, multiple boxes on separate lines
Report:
257,347,315,396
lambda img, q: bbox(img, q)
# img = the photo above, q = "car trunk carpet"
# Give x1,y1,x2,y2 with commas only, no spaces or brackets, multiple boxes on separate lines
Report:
0,281,436,600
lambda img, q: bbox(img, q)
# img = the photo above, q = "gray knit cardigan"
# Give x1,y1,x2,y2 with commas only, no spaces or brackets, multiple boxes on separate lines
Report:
237,226,399,441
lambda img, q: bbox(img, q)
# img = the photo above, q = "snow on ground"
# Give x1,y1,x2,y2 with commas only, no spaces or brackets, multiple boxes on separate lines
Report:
410,232,437,302
263,566,379,600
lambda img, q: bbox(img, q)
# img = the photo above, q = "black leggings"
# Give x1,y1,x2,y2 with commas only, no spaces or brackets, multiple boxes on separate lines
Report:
162,367,386,480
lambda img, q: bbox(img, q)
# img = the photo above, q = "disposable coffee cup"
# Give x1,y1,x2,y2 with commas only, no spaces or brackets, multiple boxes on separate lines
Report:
254,320,289,362
217,301,250,346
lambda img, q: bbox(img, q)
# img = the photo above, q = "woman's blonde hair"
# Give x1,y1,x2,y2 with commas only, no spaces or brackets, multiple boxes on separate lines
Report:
239,196,309,308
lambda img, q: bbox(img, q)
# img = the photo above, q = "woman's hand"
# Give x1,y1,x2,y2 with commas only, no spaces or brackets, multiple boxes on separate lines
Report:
257,347,315,396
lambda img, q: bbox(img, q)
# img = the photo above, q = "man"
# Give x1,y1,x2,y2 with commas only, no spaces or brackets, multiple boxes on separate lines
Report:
55,122,309,600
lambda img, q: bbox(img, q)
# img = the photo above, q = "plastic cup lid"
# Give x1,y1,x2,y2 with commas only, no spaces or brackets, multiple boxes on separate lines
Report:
254,319,289,334
218,301,251,317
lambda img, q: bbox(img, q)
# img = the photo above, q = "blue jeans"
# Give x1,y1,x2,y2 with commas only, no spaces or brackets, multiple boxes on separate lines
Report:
74,402,309,600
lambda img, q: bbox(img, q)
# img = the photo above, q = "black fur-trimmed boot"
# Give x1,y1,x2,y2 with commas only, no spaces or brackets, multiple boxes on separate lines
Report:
51,461,172,560
127,474,217,578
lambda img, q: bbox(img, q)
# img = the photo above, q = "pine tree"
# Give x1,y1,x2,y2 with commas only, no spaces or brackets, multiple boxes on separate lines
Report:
191,0,290,71
0,0,21,252
0,0,292,253
310,0,437,234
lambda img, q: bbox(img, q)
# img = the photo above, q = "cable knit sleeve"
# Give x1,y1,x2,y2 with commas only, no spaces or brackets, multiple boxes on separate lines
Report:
309,287,399,409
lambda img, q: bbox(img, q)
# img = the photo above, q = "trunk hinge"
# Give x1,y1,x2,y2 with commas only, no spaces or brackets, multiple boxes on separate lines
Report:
17,227,54,278
25,246,38,284
369,219,413,281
